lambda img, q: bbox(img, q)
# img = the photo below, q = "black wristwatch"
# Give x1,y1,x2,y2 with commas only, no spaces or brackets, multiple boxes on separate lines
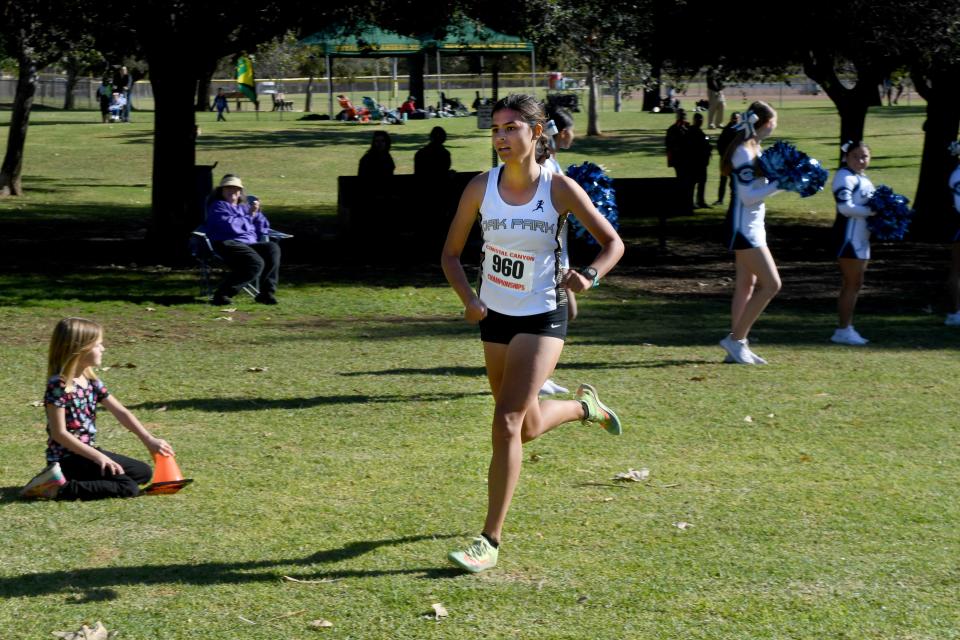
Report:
579,266,600,289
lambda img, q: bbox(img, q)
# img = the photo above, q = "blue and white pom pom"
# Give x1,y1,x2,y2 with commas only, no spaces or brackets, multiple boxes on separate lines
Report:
758,141,829,198
565,161,619,245
867,185,914,241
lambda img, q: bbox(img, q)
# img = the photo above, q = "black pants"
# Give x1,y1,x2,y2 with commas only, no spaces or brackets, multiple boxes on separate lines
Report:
57,449,152,500
674,167,695,214
212,240,281,298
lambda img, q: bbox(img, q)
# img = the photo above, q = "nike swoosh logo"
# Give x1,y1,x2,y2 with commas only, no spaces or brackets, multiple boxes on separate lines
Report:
550,323,562,328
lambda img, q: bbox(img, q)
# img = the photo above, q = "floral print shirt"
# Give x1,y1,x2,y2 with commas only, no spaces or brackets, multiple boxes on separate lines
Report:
44,375,109,462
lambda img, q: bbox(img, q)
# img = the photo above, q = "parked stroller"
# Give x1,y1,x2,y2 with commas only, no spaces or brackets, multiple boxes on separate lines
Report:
108,92,126,122
439,92,470,117
361,96,402,124
545,92,580,113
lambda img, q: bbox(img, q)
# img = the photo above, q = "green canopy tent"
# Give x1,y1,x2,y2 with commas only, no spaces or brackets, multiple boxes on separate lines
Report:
298,21,535,118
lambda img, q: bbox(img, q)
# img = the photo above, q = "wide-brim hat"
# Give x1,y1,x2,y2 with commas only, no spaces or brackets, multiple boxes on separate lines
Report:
219,175,244,189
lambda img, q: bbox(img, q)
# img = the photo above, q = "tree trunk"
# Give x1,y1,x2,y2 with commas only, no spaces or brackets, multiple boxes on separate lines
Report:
305,74,313,112
912,66,960,236
0,57,38,197
195,62,214,111
63,66,79,110
147,54,201,258
613,68,622,113
803,51,883,165
586,62,601,136
409,51,426,112
642,61,662,111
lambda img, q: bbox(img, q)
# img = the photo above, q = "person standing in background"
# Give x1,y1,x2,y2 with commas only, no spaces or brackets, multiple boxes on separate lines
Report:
688,112,711,209
714,112,741,206
666,109,693,214
706,67,725,129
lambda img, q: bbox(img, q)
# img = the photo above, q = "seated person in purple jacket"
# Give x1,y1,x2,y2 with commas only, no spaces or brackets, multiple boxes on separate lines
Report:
205,174,280,305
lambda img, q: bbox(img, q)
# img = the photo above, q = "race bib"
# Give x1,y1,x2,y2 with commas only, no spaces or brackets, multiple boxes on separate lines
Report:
482,242,534,294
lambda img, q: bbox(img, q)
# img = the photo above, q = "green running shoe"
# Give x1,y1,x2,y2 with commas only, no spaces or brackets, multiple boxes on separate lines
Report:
576,383,622,435
448,536,499,573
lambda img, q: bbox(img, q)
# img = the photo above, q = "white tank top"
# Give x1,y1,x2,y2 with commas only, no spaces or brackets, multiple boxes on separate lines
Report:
478,165,566,315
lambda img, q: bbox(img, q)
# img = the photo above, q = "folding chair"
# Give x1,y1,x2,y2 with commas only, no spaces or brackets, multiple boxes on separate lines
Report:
189,227,292,300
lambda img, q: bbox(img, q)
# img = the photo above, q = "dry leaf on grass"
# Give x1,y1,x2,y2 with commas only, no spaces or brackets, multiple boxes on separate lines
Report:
576,594,589,604
282,576,338,584
28,400,42,407
430,603,448,619
220,307,237,313
247,367,268,373
214,316,234,321
154,406,168,413
145,307,156,312
612,468,649,482
674,521,693,530
51,621,118,640
108,362,137,369
743,415,753,423
309,619,334,629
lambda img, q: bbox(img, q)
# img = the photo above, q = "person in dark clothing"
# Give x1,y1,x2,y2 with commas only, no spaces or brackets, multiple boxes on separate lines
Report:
414,126,452,178
665,109,693,213
687,113,712,208
213,88,229,121
358,130,396,179
97,78,112,123
714,112,741,205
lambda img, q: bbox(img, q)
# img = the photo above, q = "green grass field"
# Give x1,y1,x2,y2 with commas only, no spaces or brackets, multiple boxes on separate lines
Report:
1,98,959,639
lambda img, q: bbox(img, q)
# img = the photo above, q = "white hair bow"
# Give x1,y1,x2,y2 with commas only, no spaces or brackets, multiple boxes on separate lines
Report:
735,111,760,138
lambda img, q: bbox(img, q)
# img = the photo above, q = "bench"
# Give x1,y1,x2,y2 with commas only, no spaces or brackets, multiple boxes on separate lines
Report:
272,98,294,111
219,91,266,111
611,177,688,250
336,173,686,261
338,172,481,259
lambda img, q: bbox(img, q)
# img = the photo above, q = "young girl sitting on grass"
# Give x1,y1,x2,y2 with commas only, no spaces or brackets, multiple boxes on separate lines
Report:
21,317,175,500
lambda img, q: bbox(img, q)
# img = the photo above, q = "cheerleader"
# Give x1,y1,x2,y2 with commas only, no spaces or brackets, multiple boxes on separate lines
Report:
830,141,875,344
946,142,960,326
537,107,577,395
718,101,782,364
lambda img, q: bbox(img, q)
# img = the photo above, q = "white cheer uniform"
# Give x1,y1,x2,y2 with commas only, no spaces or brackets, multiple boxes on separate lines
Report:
831,167,875,260
950,165,960,242
542,155,570,269
724,144,780,250
478,165,567,315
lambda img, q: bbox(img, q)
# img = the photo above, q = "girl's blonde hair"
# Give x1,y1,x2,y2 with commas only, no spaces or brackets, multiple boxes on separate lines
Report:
48,318,102,389
720,100,777,177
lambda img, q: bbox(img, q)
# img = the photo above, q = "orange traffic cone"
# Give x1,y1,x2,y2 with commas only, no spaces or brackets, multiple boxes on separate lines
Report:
143,452,193,495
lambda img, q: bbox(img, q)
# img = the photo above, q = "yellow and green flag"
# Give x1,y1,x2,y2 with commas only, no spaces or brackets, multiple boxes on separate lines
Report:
236,55,256,102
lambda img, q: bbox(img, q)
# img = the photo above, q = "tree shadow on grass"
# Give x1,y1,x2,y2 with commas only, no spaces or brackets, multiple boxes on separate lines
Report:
128,390,491,413
0,534,465,599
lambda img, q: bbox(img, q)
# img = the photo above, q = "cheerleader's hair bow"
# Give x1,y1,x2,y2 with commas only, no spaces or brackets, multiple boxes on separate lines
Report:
949,141,960,157
735,111,760,138
543,119,559,137
840,140,855,153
